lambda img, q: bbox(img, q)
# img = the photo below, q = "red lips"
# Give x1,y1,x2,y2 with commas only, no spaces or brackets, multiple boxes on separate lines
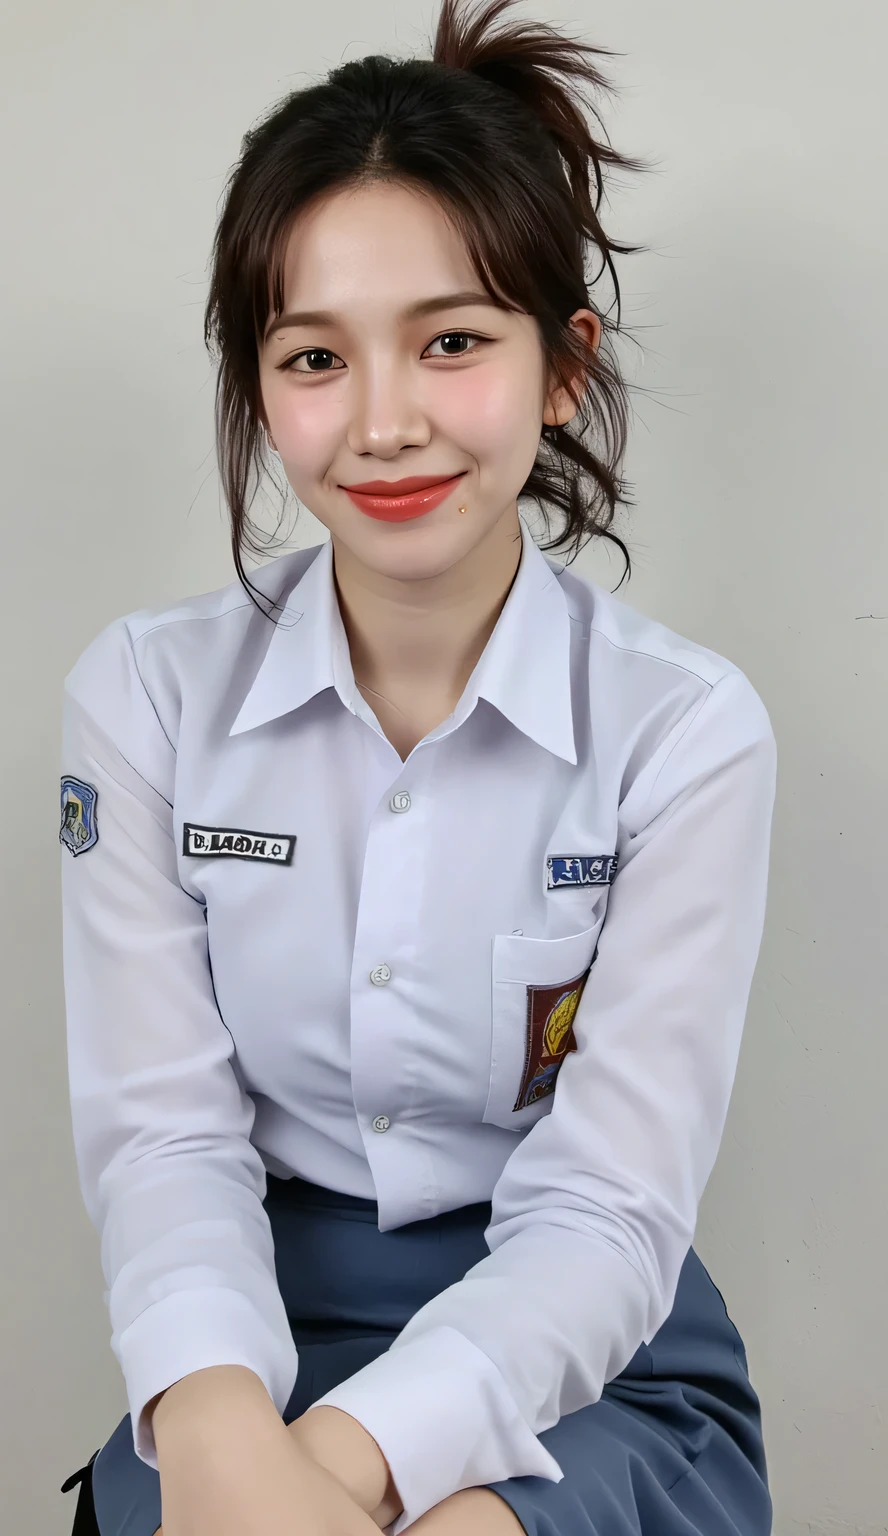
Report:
343,474,460,493
341,471,467,523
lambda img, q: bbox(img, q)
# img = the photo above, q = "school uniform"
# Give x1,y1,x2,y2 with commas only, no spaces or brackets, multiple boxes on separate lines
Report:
59,514,777,1535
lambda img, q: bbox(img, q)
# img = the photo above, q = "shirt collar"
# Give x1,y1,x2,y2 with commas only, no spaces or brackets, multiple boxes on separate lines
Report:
229,514,577,764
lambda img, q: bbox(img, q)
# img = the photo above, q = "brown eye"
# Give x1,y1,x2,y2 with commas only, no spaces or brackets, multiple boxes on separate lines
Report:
424,331,484,358
286,349,345,373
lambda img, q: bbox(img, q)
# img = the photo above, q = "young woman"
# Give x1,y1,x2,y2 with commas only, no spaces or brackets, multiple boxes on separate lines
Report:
59,2,778,1534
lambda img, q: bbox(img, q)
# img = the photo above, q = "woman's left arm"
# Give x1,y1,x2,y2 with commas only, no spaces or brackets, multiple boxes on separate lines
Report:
286,1406,402,1529
303,669,778,1536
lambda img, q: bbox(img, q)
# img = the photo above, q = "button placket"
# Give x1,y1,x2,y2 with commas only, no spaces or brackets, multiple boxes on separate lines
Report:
349,775,428,1157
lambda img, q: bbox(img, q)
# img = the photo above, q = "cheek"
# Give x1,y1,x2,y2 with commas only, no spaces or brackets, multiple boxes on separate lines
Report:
270,381,343,470
440,367,540,461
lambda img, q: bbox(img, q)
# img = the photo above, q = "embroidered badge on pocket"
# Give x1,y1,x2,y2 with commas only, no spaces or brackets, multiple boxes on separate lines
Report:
513,965,591,1111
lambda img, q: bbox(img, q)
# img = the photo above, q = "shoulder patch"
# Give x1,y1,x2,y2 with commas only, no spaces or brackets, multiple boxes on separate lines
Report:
60,777,98,856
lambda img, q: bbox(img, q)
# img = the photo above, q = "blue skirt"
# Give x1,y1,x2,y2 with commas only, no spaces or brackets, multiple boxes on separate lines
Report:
62,1172,772,1535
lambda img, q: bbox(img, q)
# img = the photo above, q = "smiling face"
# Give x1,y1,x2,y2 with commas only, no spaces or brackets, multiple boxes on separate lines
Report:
257,180,598,586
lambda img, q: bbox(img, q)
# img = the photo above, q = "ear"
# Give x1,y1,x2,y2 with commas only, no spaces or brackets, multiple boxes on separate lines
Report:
542,308,602,429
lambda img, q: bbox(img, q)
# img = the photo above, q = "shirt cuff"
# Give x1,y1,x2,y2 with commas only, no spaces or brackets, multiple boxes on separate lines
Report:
115,1286,299,1468
311,1324,563,1533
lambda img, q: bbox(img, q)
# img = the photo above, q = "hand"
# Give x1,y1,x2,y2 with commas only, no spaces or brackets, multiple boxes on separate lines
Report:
287,1406,404,1530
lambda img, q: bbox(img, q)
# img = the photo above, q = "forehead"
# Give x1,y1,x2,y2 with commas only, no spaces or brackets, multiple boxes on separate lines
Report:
273,182,479,316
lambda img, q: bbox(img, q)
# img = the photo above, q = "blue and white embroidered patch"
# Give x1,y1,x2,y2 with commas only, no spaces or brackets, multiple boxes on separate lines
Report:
60,776,99,857
547,854,618,889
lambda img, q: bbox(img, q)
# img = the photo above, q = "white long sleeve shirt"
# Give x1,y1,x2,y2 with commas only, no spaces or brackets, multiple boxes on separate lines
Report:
59,514,777,1533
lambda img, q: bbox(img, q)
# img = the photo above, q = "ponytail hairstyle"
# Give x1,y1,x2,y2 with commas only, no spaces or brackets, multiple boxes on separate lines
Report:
204,0,651,617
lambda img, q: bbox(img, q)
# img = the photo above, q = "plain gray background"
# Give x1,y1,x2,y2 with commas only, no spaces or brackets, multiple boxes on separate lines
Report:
2,2,885,1532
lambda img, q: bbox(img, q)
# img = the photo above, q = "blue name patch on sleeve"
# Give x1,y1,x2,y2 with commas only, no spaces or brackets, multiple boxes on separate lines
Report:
547,854,618,888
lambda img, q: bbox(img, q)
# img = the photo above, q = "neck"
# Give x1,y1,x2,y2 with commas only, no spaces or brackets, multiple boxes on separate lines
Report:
332,507,523,707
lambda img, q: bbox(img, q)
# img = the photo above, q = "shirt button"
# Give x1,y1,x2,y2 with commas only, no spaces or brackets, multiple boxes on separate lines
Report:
389,791,411,814
372,1114,391,1133
369,963,392,986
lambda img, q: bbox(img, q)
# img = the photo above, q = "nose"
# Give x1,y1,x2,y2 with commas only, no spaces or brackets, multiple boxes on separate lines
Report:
345,358,431,460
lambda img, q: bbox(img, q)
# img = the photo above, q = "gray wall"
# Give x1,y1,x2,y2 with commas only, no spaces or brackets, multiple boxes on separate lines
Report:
2,2,884,1531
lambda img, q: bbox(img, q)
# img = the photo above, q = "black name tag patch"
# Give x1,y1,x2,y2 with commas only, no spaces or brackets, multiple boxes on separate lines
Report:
547,854,618,888
182,823,295,864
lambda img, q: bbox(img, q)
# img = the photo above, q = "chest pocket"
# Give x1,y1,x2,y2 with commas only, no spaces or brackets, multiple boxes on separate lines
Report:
483,924,599,1131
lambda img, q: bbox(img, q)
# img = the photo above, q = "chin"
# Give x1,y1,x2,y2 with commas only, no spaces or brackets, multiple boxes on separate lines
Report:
343,516,484,582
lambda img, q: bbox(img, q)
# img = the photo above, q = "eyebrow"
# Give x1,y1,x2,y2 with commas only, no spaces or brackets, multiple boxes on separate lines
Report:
263,289,504,343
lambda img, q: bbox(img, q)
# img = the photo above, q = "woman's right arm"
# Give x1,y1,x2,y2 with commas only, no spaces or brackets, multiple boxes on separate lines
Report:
59,619,300,1484
150,1365,382,1536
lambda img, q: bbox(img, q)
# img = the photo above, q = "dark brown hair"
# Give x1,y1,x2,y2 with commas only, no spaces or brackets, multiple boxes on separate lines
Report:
203,0,651,616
